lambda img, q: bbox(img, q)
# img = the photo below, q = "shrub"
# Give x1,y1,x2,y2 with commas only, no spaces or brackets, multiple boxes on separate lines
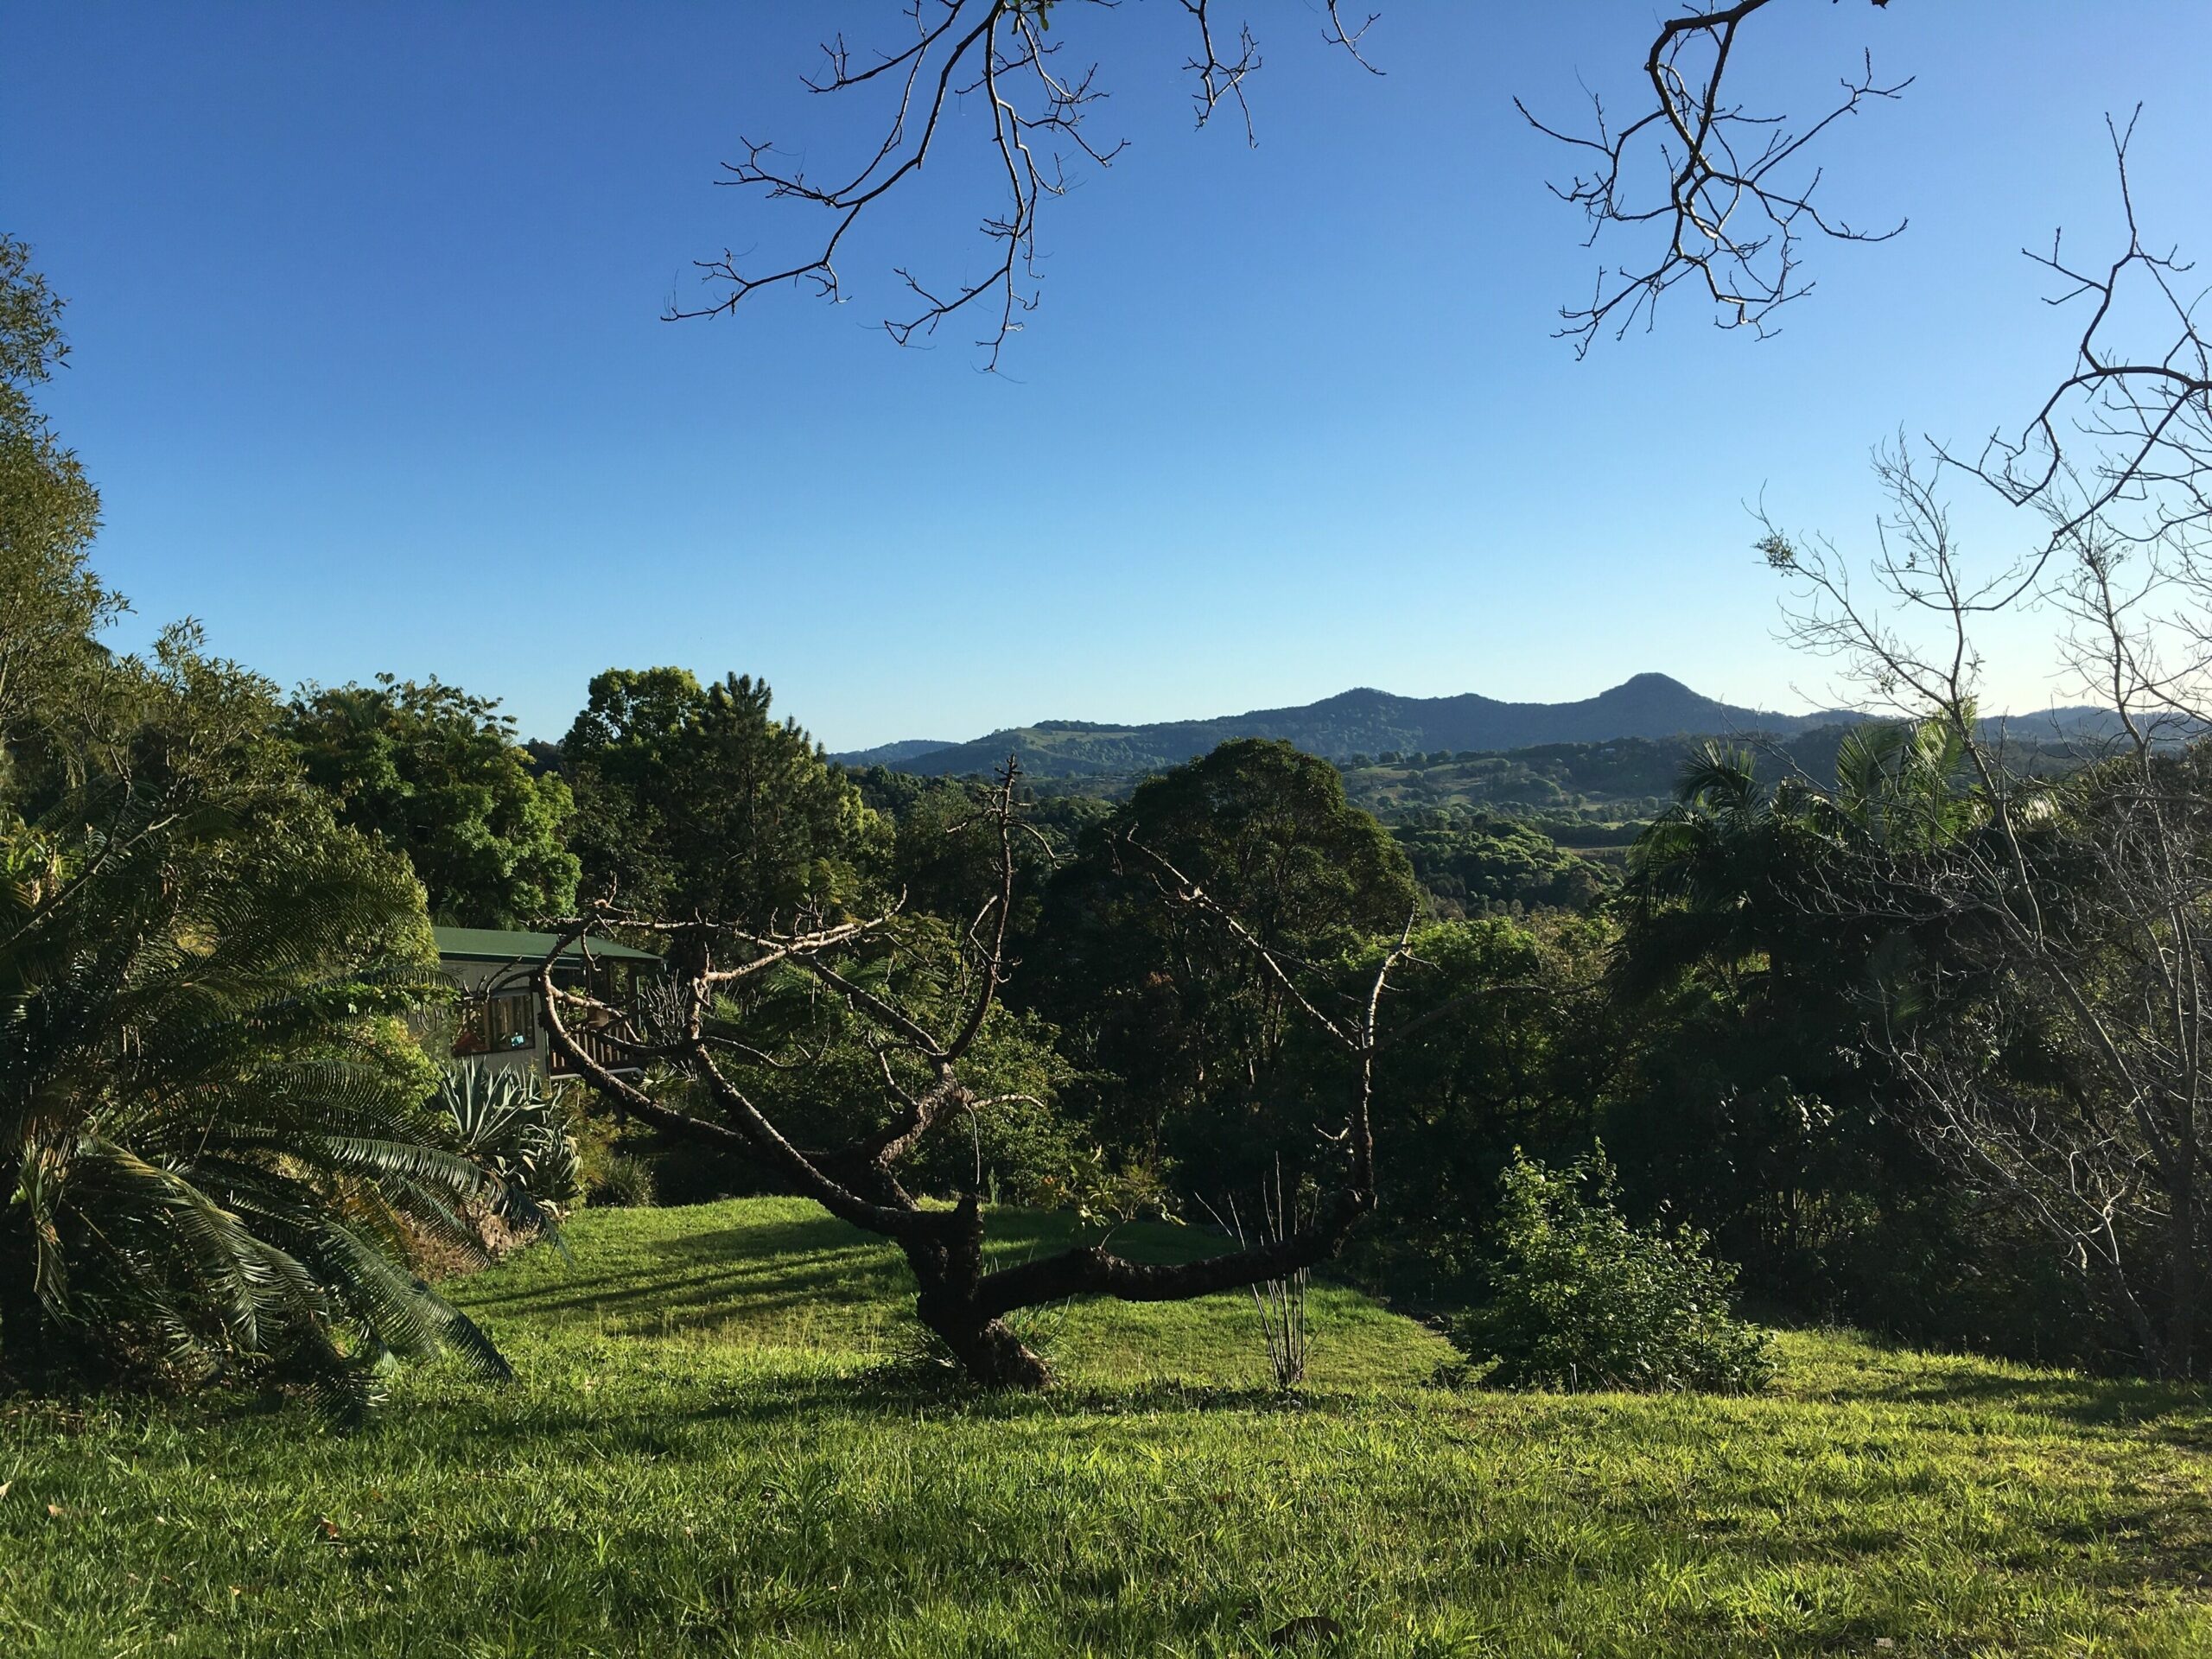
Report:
1023,1143,1177,1226
590,1153,658,1210
1453,1147,1774,1394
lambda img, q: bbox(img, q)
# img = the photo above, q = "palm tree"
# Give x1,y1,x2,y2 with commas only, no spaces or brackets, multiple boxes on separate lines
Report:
1619,742,1802,990
1628,718,1979,944
1821,715,1980,853
0,656,512,1403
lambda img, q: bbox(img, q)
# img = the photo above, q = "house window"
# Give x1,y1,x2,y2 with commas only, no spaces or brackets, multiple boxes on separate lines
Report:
453,993,536,1057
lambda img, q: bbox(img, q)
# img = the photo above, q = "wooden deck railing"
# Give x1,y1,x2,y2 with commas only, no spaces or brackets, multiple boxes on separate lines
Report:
548,1022,645,1077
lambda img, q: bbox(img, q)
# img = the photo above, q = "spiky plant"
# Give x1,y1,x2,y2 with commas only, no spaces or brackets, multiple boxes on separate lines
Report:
436,1064,581,1236
0,650,513,1404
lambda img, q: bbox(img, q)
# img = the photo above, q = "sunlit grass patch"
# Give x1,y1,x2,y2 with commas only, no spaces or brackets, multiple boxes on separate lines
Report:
2,1197,2209,1656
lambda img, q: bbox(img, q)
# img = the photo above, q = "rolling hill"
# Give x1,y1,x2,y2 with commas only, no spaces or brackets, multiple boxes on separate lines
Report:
834,673,1863,779
833,737,959,767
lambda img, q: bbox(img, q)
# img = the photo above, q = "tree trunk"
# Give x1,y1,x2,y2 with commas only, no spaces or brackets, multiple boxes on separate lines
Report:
918,1298,1052,1389
2166,1145,2200,1379
905,1197,1052,1390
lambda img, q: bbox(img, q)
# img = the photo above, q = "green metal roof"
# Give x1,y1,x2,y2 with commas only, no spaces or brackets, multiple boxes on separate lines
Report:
431,926,662,965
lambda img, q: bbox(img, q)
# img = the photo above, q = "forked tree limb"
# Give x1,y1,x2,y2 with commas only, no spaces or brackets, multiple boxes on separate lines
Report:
673,0,1384,367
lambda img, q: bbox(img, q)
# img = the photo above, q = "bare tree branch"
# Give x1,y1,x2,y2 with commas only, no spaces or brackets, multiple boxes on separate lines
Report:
1520,0,1907,356
673,0,1384,367
1941,112,2212,607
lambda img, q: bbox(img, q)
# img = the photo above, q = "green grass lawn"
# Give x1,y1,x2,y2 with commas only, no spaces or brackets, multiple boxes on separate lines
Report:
5,1198,2212,1656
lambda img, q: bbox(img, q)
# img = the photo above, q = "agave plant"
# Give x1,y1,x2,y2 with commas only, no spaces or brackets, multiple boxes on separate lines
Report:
0,689,513,1402
435,1064,581,1237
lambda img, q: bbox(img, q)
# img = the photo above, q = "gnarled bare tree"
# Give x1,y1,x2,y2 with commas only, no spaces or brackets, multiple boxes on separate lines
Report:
535,764,1416,1389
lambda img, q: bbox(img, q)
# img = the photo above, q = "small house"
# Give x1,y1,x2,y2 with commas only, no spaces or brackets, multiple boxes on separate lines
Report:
432,926,664,1082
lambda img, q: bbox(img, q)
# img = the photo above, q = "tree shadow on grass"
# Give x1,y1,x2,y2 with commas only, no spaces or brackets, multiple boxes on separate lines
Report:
430,1367,1370,1459
457,1207,1238,1346
1866,1367,2209,1430
2086,1499,2212,1591
458,1214,905,1342
1790,1329,2212,1440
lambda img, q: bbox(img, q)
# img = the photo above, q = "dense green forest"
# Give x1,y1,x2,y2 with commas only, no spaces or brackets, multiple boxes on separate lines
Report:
853,727,2113,920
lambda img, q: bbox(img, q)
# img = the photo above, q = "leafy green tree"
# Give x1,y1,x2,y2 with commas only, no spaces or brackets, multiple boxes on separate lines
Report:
870,772,1105,933
0,237,118,781
1,247,509,1400
1624,722,1974,988
1353,915,1617,1301
1026,739,1419,1181
1393,813,1612,915
1604,727,2042,1347
563,668,882,925
284,675,580,928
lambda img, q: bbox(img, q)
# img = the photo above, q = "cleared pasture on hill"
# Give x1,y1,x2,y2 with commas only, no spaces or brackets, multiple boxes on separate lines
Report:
2,1198,2209,1657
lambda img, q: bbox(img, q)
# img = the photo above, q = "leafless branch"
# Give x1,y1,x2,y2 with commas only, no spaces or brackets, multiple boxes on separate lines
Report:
673,0,1384,367
1320,2,1383,76
1942,111,2212,604
1520,0,1906,356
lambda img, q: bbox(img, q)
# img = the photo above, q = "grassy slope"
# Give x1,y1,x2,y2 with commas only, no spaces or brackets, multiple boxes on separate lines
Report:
3,1199,2210,1657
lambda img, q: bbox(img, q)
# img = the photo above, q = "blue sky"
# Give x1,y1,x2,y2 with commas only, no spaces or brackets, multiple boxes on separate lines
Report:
7,3,2208,750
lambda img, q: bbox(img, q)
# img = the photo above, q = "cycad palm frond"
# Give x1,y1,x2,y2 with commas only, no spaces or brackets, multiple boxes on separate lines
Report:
2,725,512,1397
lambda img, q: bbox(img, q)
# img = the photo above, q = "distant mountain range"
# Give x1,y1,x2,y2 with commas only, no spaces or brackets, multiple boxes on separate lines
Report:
830,675,1854,778
830,675,2143,780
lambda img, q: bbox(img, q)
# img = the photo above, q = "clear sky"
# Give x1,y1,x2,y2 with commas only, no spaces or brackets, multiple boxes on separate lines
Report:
7,3,2209,750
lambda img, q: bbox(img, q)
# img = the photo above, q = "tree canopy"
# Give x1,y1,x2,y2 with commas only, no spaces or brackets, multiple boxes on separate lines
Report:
284,675,581,929
0,235,117,782
563,668,883,927
1026,739,1420,1177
